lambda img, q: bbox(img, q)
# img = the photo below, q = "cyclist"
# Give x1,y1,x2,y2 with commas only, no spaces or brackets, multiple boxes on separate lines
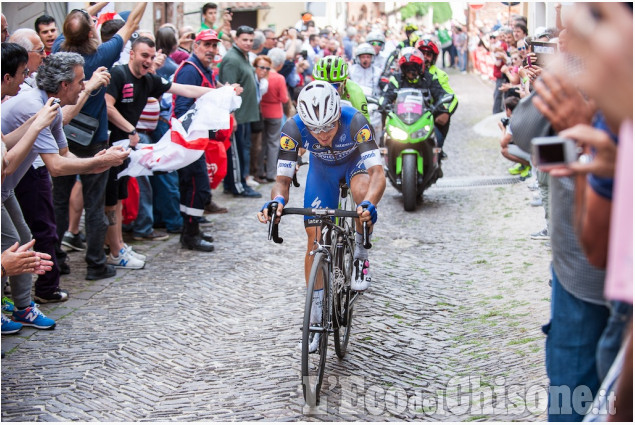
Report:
257,82,385,346
312,55,370,122
416,37,459,157
379,47,453,157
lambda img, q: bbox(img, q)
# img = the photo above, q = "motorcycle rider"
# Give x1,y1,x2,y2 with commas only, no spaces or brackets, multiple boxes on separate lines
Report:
379,47,452,157
366,30,391,74
312,55,370,121
349,43,384,136
349,43,383,97
416,37,458,158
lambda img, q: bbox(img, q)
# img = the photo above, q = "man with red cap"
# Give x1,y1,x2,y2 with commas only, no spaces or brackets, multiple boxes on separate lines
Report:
172,29,242,251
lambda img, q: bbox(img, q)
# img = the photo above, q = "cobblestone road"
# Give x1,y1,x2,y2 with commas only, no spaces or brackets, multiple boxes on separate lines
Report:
2,71,553,421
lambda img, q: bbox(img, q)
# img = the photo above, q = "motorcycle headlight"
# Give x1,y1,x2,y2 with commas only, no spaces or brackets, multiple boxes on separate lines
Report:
387,125,408,141
411,125,431,140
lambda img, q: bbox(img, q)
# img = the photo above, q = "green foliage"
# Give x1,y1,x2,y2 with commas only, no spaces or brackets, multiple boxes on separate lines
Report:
400,2,453,24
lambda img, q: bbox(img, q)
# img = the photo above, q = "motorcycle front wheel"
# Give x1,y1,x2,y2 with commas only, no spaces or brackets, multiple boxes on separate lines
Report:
402,154,418,211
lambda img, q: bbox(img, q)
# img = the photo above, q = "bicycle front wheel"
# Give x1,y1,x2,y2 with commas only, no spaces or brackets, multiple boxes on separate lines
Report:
334,241,354,359
301,251,329,406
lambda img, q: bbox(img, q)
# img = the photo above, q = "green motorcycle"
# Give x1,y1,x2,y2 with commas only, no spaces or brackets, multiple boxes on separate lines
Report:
378,88,453,211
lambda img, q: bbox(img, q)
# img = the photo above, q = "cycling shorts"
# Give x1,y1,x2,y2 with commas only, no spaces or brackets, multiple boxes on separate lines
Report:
303,152,367,227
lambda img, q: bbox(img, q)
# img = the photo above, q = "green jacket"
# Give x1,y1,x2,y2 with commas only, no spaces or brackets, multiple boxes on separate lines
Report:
218,45,259,124
341,79,369,121
429,64,458,114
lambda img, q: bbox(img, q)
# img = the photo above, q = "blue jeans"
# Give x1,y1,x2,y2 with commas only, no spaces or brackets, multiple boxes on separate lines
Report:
543,266,610,421
149,120,183,232
129,133,155,237
596,301,632,381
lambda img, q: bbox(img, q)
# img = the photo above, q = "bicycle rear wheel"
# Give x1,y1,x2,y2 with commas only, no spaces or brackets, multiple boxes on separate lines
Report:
301,251,329,406
334,240,354,359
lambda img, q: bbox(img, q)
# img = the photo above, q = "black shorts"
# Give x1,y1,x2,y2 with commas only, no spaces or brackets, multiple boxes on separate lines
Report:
105,163,129,207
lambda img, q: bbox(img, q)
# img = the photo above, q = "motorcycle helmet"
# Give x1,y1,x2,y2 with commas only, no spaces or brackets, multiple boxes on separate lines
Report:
398,47,425,82
296,81,341,132
404,23,418,35
416,37,440,65
355,42,376,58
312,55,348,83
366,31,386,47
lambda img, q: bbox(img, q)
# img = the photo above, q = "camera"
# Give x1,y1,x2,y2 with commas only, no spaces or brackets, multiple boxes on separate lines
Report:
189,33,196,40
300,50,308,60
500,117,510,127
531,136,580,167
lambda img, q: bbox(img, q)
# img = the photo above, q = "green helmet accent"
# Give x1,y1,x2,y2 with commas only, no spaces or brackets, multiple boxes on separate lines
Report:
312,55,349,82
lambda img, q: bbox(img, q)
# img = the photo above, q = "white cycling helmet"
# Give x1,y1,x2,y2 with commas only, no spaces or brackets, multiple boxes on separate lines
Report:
355,42,376,57
297,81,341,131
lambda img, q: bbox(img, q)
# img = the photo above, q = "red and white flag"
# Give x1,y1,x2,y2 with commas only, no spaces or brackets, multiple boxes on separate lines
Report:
117,87,241,178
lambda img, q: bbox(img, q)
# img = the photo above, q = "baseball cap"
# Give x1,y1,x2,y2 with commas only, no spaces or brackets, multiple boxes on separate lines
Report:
195,29,220,42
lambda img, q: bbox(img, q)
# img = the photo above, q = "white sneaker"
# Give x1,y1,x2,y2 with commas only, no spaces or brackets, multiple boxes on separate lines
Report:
245,175,260,188
123,244,146,261
107,248,145,269
352,259,371,291
298,332,321,353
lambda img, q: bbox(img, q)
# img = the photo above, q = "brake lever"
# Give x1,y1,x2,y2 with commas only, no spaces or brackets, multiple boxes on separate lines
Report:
267,202,284,244
361,208,372,249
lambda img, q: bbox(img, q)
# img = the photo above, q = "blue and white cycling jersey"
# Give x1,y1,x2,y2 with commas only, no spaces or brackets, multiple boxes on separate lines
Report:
277,105,382,174
277,105,383,225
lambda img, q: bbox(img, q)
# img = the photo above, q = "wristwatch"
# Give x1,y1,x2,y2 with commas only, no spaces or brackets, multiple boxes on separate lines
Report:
129,129,137,136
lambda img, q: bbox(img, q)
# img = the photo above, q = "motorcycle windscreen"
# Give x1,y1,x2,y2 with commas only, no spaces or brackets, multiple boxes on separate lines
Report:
395,88,424,125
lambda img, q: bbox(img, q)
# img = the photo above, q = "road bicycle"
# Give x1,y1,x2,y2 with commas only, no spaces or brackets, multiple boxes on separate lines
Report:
266,183,371,406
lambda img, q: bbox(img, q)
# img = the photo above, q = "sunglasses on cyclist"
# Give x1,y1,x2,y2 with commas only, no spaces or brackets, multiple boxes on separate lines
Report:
369,41,383,47
307,120,338,134
331,82,341,90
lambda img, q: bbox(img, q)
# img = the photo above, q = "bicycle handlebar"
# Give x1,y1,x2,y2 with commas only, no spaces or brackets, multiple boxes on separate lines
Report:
266,204,371,248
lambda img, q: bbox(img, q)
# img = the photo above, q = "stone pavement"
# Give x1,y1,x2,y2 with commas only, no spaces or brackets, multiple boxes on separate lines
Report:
1,71,554,421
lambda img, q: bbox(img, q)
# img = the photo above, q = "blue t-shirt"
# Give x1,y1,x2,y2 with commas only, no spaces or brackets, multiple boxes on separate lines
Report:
173,54,215,118
588,113,617,200
52,34,124,145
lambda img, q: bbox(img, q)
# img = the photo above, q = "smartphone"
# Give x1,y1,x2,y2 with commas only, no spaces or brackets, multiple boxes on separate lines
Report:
529,41,557,68
531,136,580,167
52,98,61,105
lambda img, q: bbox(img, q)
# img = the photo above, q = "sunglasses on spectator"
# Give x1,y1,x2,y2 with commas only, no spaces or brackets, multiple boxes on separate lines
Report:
30,46,45,54
307,120,338,134
256,65,271,71
517,46,526,51
369,41,383,46
22,67,30,77
72,9,96,25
